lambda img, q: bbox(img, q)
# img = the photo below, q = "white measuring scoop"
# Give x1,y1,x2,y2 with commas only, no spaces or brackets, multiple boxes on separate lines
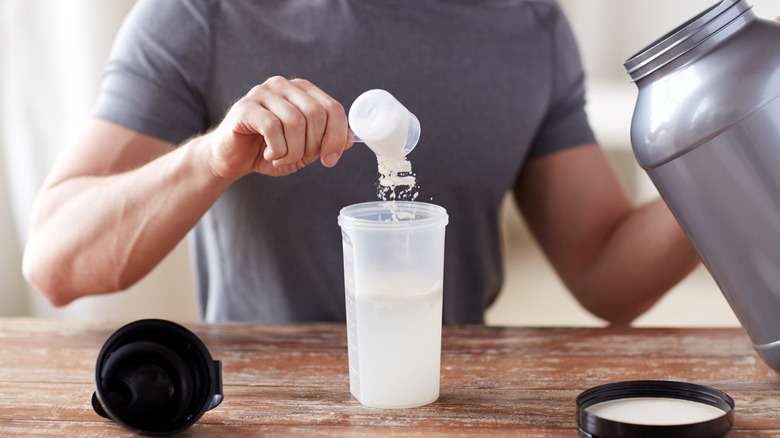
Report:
348,89,420,161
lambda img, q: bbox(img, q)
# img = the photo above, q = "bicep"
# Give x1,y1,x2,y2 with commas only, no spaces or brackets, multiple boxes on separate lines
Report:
42,118,175,189
513,144,633,282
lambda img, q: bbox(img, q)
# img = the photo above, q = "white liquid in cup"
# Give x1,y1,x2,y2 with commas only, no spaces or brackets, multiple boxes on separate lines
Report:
349,284,442,408
586,397,726,425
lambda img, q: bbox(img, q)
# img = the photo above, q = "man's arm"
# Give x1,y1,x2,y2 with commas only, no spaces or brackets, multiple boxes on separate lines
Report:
514,143,700,326
23,77,350,306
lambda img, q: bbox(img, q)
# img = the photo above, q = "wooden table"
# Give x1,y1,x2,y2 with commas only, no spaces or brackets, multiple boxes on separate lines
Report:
1,318,779,437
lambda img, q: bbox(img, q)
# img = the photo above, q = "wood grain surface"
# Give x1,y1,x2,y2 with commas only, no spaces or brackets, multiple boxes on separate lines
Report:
0,318,778,437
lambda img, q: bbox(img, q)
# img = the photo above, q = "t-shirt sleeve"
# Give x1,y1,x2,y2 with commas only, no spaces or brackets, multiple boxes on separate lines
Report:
527,6,596,159
91,0,212,145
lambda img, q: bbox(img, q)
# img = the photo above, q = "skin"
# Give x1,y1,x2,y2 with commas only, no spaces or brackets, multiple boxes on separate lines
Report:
22,76,699,326
515,145,698,326
23,77,352,305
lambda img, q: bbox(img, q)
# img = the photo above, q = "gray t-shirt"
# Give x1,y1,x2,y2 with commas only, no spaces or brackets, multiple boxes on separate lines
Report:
93,0,596,323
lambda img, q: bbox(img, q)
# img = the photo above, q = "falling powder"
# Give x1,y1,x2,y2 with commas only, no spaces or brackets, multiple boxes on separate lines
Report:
377,157,419,202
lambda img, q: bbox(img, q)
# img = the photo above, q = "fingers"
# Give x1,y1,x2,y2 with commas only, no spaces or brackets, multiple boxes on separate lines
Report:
291,79,350,167
240,76,349,168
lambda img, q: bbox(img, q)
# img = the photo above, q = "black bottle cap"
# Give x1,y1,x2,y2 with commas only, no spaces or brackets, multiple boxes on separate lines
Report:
91,319,223,435
576,380,734,438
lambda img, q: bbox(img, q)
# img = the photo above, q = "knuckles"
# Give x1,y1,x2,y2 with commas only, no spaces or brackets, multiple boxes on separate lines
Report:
306,104,328,126
321,99,344,115
258,115,284,134
219,77,347,168
263,75,288,89
285,111,307,130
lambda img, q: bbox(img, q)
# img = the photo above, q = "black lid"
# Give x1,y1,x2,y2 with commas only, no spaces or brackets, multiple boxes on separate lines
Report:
576,380,734,438
91,319,223,435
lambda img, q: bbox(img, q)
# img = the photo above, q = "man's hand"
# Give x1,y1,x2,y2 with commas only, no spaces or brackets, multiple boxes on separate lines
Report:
208,76,352,180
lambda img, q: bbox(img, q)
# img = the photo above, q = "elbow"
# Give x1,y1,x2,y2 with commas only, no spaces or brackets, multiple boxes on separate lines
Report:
571,283,657,327
39,290,76,308
589,305,641,327
23,241,140,307
22,245,78,308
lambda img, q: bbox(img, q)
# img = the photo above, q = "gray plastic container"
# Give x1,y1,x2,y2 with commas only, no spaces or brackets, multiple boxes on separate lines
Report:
625,0,780,373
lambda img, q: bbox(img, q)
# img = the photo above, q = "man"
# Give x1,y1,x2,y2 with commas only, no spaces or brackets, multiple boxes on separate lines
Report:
23,0,699,325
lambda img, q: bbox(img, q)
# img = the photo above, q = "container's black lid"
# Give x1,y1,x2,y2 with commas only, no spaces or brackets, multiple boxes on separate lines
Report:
91,319,223,435
576,380,734,438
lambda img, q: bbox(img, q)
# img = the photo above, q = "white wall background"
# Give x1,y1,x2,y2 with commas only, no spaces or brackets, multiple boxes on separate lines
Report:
0,0,777,324
0,0,198,322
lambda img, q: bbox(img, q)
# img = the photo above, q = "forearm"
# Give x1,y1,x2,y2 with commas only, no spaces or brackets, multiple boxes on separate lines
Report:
24,134,231,305
25,77,351,306
572,198,700,325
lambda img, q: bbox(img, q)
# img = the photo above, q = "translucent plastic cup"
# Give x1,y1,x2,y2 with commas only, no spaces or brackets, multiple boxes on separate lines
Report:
338,201,448,408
